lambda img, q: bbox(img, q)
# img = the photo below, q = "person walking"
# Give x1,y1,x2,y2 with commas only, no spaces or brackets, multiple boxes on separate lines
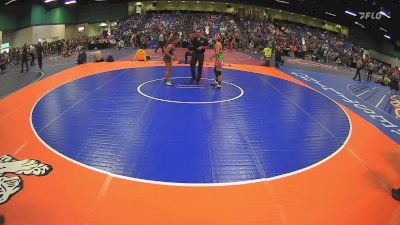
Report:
36,42,44,72
155,32,165,54
353,57,363,81
29,44,35,66
20,44,29,73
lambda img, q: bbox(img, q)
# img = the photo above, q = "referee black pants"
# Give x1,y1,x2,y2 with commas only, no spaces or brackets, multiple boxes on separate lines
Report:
38,57,43,70
190,52,204,83
21,57,29,72
353,68,361,81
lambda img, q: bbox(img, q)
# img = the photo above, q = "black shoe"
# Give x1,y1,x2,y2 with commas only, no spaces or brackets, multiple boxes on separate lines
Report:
392,188,400,201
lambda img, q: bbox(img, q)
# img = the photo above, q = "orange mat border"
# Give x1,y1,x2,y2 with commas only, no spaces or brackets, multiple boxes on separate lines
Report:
0,61,399,225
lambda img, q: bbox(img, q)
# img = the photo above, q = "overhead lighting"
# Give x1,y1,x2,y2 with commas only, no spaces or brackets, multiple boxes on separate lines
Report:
64,0,76,4
354,21,365,28
5,0,16,5
44,0,57,3
181,0,185,2
211,1,214,3
99,22,107,27
345,10,357,17
379,10,391,18
196,1,199,3
225,2,228,4
276,0,289,4
325,11,336,17
379,27,388,32
384,34,391,39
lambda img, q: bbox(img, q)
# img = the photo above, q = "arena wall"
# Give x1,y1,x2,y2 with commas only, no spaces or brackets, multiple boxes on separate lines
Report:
11,27,33,48
32,25,66,43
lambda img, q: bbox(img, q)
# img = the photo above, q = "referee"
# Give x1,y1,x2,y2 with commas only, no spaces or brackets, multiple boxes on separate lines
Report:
190,29,209,84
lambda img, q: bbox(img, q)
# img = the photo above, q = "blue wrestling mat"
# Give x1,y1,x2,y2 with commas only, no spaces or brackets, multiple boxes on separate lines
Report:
32,66,350,183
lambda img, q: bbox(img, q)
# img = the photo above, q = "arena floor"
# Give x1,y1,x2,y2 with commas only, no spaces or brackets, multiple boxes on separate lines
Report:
0,49,399,225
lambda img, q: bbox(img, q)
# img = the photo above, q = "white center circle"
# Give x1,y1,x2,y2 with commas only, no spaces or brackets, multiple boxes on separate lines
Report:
137,77,244,104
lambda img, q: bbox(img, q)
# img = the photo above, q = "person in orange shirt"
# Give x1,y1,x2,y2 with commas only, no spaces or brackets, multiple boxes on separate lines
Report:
133,45,148,61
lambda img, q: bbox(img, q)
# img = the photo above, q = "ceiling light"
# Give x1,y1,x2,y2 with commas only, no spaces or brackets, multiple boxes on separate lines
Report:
276,0,289,4
325,12,336,17
5,0,16,5
384,34,391,39
65,0,76,4
379,10,391,18
379,27,388,32
345,10,357,16
354,21,365,28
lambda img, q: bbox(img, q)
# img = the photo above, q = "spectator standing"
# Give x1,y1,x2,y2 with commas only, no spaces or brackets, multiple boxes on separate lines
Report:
29,44,35,66
36,42,45,72
353,57,363,81
20,44,29,73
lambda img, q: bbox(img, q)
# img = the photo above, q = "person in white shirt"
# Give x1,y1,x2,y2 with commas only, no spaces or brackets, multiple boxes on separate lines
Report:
367,61,374,81
117,40,124,50
155,32,165,53
29,44,36,66
353,57,364,81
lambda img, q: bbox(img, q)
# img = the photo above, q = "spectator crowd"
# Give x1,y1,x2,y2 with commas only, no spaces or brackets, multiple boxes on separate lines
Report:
0,12,398,89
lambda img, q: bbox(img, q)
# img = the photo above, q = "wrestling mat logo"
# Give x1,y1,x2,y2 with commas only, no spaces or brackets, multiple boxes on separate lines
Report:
390,95,400,119
0,154,53,205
